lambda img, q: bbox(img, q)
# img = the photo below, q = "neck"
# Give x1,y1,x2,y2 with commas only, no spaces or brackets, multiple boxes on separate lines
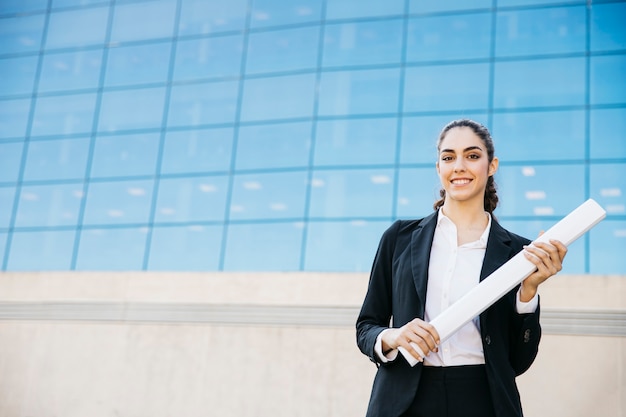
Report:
441,200,488,230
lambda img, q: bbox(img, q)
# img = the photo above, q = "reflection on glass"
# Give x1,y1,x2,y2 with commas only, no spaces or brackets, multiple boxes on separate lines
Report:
7,230,75,270
15,183,83,227
24,138,90,181
155,176,229,222
38,49,103,93
105,42,172,87
590,164,626,216
82,179,154,225
110,0,177,43
148,224,223,270
45,7,109,49
250,0,323,28
396,168,441,219
173,35,243,81
168,81,239,126
326,0,404,19
178,0,247,35
90,133,159,178
76,227,147,270
0,56,38,97
32,93,97,137
590,220,626,274
98,87,165,132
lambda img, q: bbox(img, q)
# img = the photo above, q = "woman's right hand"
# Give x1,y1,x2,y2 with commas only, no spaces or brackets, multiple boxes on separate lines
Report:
381,318,440,362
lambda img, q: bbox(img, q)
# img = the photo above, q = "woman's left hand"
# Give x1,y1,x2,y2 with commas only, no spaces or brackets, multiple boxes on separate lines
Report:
521,239,568,302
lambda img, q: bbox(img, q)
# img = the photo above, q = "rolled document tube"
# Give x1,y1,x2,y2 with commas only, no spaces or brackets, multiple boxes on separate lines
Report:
399,199,607,367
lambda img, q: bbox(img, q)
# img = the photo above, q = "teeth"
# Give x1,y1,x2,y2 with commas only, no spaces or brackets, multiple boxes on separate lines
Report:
452,179,471,185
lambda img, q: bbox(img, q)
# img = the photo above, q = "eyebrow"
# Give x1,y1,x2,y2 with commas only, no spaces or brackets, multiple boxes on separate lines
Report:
440,146,484,154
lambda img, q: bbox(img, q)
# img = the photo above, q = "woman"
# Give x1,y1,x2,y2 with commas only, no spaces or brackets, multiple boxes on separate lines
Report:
356,119,567,417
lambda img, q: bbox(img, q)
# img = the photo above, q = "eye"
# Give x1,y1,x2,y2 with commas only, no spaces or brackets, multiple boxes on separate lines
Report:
468,153,480,159
441,155,453,162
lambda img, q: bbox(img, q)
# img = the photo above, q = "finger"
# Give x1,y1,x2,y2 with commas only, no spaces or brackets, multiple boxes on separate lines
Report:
549,239,568,260
532,242,563,273
408,320,440,351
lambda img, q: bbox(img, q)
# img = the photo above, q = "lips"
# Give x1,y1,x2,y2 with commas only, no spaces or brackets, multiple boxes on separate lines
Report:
451,178,471,185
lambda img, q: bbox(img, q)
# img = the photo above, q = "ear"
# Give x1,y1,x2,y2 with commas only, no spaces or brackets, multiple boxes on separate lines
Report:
436,161,440,175
488,156,499,176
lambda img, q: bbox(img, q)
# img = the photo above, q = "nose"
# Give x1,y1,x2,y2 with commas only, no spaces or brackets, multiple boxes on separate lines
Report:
453,158,466,172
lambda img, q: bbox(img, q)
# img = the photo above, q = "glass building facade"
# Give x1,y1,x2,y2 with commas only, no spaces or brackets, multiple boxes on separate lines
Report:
0,0,625,273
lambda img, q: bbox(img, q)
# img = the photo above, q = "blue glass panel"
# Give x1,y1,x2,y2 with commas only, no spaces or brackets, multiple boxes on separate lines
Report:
45,6,109,49
314,117,397,166
241,74,316,121
7,230,75,271
32,93,97,137
154,176,228,222
499,219,585,274
590,108,626,160
51,0,109,8
495,6,585,57
0,0,47,14
173,35,243,81
0,233,6,266
236,121,311,170
591,3,626,53
0,14,45,55
409,0,491,13
323,19,403,67
98,87,165,132
178,0,247,36
308,168,394,217
161,128,233,174
326,0,404,19
318,68,401,116
590,220,626,274
246,26,319,74
493,57,585,109
0,186,16,228
104,41,172,87
396,167,441,219
0,98,31,139
590,163,626,217
23,137,90,181
82,179,154,225
250,0,323,28
0,56,38,97
148,224,223,270
15,183,83,227
76,227,147,270
404,63,489,112
168,80,238,127
90,132,160,178
229,171,308,220
590,55,626,106
223,222,303,271
110,0,176,42
0,142,24,183
492,110,586,161
496,164,585,217
497,0,584,6
304,220,389,271
38,49,103,93
406,13,491,62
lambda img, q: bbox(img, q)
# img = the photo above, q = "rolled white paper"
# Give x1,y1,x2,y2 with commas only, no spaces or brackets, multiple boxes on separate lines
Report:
400,199,607,367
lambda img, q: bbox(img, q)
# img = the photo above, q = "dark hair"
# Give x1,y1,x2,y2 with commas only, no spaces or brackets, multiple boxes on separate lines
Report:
433,119,499,214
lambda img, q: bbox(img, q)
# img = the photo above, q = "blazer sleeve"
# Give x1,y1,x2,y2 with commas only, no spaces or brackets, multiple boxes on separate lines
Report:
356,220,401,365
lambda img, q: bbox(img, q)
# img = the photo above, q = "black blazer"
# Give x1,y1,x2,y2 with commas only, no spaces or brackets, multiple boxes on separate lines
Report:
356,211,541,417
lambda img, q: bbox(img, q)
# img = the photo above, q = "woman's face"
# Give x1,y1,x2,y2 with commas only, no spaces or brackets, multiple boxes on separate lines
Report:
436,126,498,208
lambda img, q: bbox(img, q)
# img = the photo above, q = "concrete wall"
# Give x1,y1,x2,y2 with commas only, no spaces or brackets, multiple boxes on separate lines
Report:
0,272,624,417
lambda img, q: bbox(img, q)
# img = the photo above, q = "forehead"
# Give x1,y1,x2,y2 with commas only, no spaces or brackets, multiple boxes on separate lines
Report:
439,127,484,151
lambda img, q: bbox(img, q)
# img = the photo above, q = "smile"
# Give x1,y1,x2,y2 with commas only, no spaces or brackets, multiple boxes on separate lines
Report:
451,179,471,185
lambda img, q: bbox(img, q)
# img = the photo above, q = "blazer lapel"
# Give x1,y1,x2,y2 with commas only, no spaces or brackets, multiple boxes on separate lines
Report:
410,211,438,315
480,219,514,281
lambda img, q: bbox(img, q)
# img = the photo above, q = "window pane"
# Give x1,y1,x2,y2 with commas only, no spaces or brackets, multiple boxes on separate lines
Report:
148,224,223,270
496,164,586,217
495,6,586,57
404,63,489,112
250,0,323,28
492,110,586,161
223,222,303,271
493,57,585,109
161,128,233,174
0,98,31,139
0,0,47,15
323,19,403,67
0,14,45,55
45,7,109,49
591,3,626,53
23,137,90,181
590,54,626,106
590,163,626,217
51,0,108,7
0,56,38,97
308,169,394,217
154,176,228,223
15,183,83,227
314,117,397,166
168,81,239,127
178,0,247,36
76,227,147,270
110,0,176,43
0,186,16,228
229,171,308,220
0,142,24,183
82,179,154,225
590,220,626,274
304,220,388,271
241,74,316,121
397,167,441,219
7,230,75,270
409,0,491,13
173,35,243,81
246,26,319,74
590,108,626,160
98,87,166,132
318,68,401,116
32,93,97,137
38,49,103,93
497,0,584,6
90,132,160,178
236,121,311,170
406,13,491,62
104,41,172,87
326,0,404,19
